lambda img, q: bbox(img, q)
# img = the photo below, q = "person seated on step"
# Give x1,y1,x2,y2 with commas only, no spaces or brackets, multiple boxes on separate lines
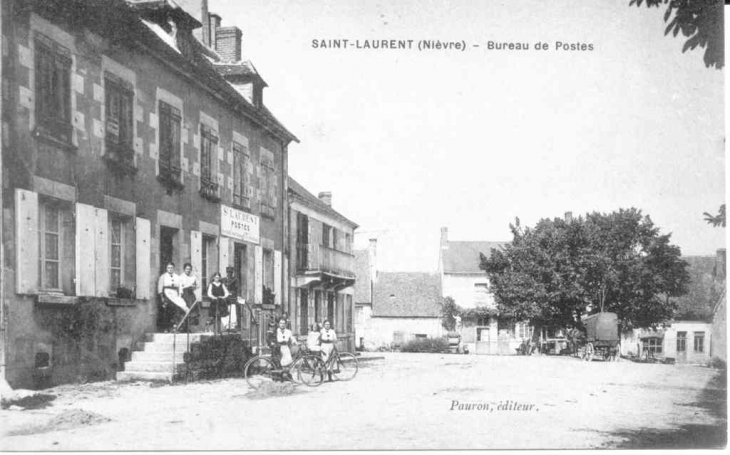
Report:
157,262,187,332
179,263,199,327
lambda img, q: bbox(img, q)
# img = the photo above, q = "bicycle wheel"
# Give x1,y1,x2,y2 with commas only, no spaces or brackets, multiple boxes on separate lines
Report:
332,352,358,381
294,355,325,387
244,356,275,389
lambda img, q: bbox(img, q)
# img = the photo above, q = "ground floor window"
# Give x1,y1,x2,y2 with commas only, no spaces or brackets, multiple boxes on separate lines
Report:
694,332,705,353
643,338,662,356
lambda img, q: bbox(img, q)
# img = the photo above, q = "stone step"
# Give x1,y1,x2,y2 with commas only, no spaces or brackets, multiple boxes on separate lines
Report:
147,332,213,343
131,350,186,362
135,341,191,353
117,371,174,382
123,361,186,373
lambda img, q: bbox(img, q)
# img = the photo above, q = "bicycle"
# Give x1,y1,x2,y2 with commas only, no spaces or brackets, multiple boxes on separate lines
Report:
320,346,358,382
243,345,324,388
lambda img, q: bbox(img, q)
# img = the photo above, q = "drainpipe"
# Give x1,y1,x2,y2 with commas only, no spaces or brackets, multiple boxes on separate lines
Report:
0,0,8,392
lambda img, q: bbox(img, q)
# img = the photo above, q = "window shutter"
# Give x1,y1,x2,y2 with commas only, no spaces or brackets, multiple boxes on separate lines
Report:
254,245,263,304
274,250,281,306
135,217,151,299
94,207,109,296
219,237,230,273
15,189,39,294
61,208,76,296
76,203,97,296
190,230,202,301
283,256,289,309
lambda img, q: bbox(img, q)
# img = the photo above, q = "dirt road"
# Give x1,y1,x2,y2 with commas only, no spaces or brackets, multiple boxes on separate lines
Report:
1,353,725,450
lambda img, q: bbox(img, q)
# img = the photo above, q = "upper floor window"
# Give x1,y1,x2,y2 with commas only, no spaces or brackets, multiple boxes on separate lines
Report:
322,223,333,249
259,147,276,218
474,283,489,304
199,124,220,201
232,142,250,209
158,101,182,188
677,331,687,352
104,73,135,171
35,33,72,145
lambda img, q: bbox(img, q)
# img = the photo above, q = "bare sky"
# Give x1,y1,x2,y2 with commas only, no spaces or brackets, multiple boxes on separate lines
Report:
211,0,725,272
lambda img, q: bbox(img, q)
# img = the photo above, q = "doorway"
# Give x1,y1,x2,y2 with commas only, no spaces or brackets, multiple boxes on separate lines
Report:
475,326,490,355
159,226,177,273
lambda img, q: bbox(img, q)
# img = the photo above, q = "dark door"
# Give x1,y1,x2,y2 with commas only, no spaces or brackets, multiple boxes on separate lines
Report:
159,226,176,274
327,292,335,325
234,243,247,298
299,288,309,334
296,213,309,270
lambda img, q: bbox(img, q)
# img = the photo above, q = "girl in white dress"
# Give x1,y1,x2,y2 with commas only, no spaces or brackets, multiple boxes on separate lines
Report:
157,262,187,331
275,317,299,367
320,319,337,381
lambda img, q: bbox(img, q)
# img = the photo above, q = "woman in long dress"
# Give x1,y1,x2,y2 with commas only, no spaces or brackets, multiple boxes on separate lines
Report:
157,262,187,331
207,272,230,334
306,323,322,353
320,319,338,381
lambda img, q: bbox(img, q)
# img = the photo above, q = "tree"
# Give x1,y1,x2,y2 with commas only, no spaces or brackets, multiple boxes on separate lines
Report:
704,204,725,227
630,0,724,69
481,208,690,333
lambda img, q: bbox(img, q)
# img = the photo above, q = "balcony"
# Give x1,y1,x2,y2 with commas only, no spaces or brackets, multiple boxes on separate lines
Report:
199,177,220,202
296,243,355,288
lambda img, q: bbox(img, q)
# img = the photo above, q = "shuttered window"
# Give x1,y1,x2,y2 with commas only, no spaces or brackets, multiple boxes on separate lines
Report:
159,101,181,179
199,124,219,200
232,141,250,208
35,33,72,144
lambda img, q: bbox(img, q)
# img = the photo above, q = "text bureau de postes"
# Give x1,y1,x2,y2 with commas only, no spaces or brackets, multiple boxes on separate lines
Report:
311,39,594,52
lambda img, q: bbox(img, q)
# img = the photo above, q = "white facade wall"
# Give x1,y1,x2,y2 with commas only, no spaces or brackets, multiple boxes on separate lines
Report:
442,273,496,309
357,312,444,351
621,321,713,364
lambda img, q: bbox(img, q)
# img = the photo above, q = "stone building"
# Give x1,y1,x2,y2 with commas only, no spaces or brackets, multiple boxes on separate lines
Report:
287,178,358,353
0,0,296,387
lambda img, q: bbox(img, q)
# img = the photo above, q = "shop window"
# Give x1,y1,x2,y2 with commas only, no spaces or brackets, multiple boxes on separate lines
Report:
643,338,662,356
34,33,72,145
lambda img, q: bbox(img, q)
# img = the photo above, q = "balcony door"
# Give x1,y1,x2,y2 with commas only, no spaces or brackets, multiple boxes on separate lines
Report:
296,213,309,270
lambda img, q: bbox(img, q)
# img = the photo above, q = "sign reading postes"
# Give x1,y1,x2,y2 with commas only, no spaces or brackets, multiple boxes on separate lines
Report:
221,205,260,244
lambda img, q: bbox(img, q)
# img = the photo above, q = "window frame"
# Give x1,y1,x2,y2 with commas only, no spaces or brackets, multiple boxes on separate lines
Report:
232,141,250,209
104,73,134,157
158,101,182,184
109,216,125,293
199,124,220,201
693,332,705,353
34,33,73,146
39,200,62,291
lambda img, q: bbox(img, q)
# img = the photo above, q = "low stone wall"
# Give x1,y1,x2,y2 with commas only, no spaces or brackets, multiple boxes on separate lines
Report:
180,335,254,381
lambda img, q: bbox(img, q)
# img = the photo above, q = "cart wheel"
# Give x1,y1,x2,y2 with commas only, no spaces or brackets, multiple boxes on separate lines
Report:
585,343,594,362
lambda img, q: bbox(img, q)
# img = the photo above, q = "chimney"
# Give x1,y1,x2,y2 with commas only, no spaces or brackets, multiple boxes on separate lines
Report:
174,0,208,43
715,248,726,281
318,191,332,207
368,238,378,284
440,227,449,250
208,13,221,49
565,212,573,223
215,26,242,62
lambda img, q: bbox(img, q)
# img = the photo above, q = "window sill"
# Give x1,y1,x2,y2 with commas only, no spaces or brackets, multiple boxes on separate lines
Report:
106,297,137,307
157,170,185,194
35,294,80,306
34,127,76,152
104,146,137,177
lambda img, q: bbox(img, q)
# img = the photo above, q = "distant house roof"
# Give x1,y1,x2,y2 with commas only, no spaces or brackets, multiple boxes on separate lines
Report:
354,250,371,304
372,272,442,318
442,241,508,274
287,177,358,228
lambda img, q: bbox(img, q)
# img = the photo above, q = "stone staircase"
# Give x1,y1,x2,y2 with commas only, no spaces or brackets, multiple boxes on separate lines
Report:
117,332,212,382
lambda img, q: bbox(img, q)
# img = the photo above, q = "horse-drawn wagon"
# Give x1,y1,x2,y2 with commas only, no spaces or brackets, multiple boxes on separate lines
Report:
579,312,621,362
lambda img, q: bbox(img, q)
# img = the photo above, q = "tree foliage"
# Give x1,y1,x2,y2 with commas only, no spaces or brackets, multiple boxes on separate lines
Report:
481,208,690,332
630,0,724,69
704,204,725,227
